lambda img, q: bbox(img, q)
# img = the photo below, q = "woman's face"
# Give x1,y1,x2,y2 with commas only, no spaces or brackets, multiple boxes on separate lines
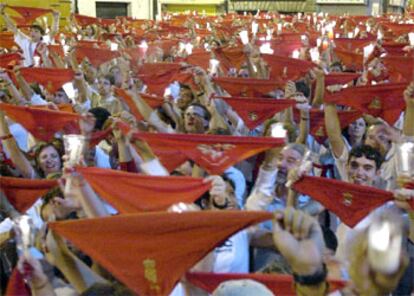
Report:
348,118,366,139
38,145,61,176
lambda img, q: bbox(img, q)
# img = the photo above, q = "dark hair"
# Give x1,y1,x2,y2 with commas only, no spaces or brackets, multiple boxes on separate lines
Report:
101,74,115,86
33,139,64,177
31,24,45,36
80,282,134,296
186,103,211,122
89,107,111,130
348,145,383,169
295,80,310,99
321,226,338,253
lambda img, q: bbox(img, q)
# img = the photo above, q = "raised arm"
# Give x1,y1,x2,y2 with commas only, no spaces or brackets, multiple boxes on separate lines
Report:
0,4,18,34
324,92,345,158
0,111,37,178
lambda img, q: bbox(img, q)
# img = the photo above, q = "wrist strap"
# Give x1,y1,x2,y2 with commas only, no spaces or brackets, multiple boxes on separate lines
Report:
293,263,327,286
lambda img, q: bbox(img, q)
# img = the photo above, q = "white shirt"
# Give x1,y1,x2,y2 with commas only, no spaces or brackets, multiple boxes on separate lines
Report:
14,31,40,67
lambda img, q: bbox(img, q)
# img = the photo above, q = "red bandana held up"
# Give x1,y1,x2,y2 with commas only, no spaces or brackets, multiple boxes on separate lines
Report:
324,72,360,86
185,51,211,70
186,272,347,295
217,96,295,130
0,53,22,69
19,68,75,93
0,176,58,213
7,5,53,24
213,47,247,71
333,38,373,52
261,54,316,81
131,133,285,175
293,176,394,227
114,88,164,120
334,49,364,71
0,103,80,141
5,268,31,296
76,167,211,213
137,63,185,96
73,13,100,27
324,82,407,124
0,32,17,50
213,77,284,97
75,46,121,68
383,55,414,83
49,211,272,296
293,108,363,144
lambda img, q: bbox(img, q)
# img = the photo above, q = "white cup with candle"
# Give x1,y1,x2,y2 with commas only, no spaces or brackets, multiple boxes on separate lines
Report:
396,137,414,177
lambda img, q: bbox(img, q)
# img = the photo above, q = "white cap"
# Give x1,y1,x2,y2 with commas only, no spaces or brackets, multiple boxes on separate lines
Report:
212,279,275,296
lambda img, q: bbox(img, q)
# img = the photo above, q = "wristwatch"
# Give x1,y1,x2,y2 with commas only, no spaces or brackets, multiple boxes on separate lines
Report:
293,263,327,286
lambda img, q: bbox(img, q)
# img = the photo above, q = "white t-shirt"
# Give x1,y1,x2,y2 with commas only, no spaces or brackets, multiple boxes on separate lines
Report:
213,230,249,273
14,31,40,67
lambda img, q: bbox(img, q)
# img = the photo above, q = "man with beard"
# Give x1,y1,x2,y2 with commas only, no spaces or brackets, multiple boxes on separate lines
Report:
245,143,323,270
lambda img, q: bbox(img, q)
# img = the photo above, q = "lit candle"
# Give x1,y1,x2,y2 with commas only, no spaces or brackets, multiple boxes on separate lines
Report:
239,30,249,45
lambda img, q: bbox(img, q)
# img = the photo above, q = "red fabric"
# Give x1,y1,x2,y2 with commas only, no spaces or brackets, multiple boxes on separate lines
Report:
137,63,185,96
261,54,316,81
213,77,284,97
76,167,211,213
324,72,360,86
5,268,31,296
186,272,347,295
185,51,211,70
255,40,302,57
0,176,57,213
293,108,363,144
119,160,138,173
293,176,394,227
218,96,295,130
324,82,407,124
89,127,113,147
73,14,99,27
382,42,410,56
77,40,107,49
334,49,364,71
213,47,247,71
19,67,74,93
75,46,120,68
100,18,117,27
0,53,22,68
113,88,164,120
333,38,373,52
115,121,188,172
382,23,414,36
132,133,285,175
383,55,414,83
47,44,65,59
0,103,80,141
49,211,272,296
7,5,52,24
0,32,17,49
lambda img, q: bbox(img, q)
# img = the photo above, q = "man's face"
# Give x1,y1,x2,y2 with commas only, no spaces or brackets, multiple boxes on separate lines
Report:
98,78,112,96
364,125,390,156
30,28,42,42
346,156,378,186
184,105,208,134
54,90,70,104
177,87,193,110
276,147,302,184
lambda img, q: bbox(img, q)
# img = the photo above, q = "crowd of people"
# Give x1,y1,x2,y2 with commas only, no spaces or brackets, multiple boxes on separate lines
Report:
0,3,414,295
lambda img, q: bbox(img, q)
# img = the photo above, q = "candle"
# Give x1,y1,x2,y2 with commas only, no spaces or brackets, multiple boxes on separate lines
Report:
209,59,220,74
239,30,249,45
